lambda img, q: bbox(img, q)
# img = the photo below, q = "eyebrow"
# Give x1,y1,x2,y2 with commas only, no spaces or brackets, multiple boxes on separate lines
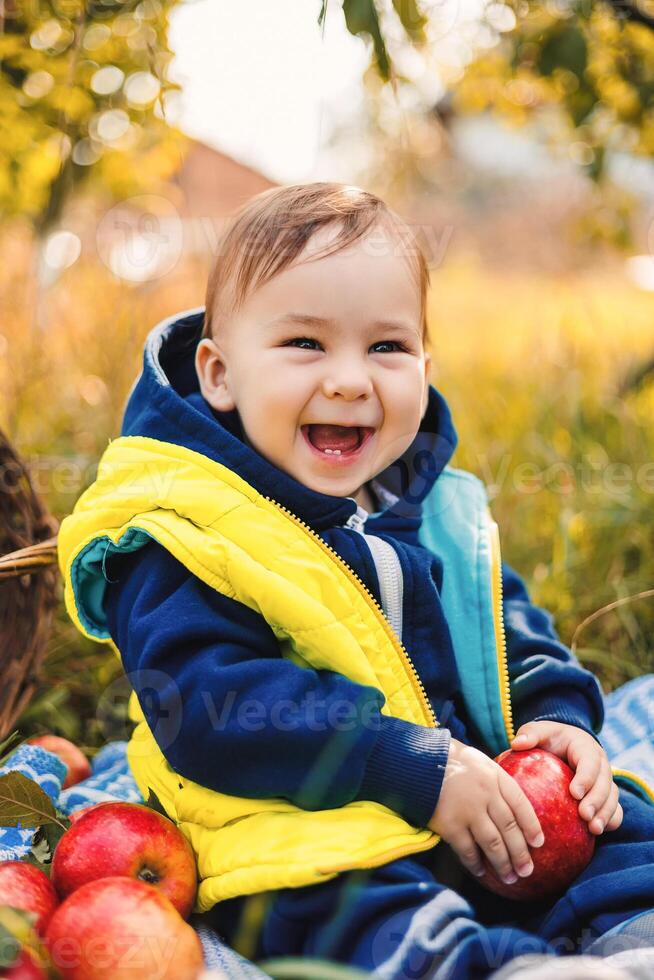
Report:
267,313,418,333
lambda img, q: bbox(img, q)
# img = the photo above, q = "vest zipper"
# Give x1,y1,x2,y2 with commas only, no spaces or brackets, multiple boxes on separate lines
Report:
488,517,515,743
262,495,438,729
345,505,403,641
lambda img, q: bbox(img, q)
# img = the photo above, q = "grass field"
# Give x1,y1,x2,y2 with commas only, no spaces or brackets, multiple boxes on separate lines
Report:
3,228,654,744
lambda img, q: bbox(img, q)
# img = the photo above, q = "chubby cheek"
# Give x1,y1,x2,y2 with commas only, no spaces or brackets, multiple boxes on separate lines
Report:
251,367,312,414
381,398,424,459
242,385,305,452
283,374,316,412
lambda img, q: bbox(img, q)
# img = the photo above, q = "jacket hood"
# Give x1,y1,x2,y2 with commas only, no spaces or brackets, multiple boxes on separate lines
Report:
121,308,458,531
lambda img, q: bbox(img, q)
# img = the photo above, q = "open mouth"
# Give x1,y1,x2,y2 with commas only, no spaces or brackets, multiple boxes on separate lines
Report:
301,425,375,463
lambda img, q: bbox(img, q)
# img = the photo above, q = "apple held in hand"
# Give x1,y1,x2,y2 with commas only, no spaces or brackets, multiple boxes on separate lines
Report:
51,802,198,918
0,862,59,935
45,877,204,980
476,748,595,901
28,736,91,790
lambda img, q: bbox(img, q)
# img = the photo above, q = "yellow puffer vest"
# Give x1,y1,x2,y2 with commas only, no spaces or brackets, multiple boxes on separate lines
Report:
58,436,440,911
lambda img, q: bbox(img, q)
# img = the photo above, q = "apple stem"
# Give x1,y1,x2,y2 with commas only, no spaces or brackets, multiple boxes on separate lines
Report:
137,867,160,885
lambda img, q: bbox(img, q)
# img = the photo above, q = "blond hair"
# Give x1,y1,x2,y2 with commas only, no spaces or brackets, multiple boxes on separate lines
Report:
202,182,429,341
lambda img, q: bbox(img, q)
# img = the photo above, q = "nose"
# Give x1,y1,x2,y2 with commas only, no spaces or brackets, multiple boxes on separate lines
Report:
321,355,374,400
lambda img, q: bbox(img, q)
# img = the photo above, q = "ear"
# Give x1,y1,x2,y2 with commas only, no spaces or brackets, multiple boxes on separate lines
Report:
195,338,235,412
421,350,432,418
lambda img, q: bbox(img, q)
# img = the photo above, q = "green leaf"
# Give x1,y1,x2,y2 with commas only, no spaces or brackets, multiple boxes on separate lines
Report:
22,854,51,876
28,829,52,866
391,0,427,43
0,772,65,830
31,818,69,861
538,23,587,78
318,0,328,29
43,822,67,854
0,731,25,768
343,0,391,80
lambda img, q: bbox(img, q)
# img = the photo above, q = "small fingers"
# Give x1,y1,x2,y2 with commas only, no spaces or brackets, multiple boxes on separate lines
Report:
511,726,539,748
451,831,484,878
589,781,621,835
512,721,566,755
605,801,624,832
487,795,534,879
473,815,517,885
499,770,544,849
569,750,601,802
577,758,613,826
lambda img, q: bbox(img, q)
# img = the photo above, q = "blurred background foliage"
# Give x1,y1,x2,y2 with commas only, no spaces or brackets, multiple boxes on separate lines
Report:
0,0,184,233
2,0,654,751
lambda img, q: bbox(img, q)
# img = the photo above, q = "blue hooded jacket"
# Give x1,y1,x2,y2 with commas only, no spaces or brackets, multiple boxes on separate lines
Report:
103,308,604,830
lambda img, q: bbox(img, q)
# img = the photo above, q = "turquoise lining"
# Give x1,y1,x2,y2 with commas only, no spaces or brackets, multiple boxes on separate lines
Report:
417,466,510,755
70,527,153,638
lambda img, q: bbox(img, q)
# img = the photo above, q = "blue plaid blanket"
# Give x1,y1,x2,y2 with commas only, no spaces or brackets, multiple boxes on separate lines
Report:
2,674,653,976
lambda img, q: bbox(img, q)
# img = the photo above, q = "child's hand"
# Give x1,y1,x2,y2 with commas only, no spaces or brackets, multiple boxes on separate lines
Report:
511,720,623,835
427,738,544,884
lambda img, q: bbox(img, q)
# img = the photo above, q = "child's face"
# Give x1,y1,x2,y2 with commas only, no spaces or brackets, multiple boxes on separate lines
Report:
196,221,431,505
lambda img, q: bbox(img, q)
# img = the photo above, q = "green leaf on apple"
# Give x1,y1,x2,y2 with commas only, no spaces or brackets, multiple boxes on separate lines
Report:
38,818,68,853
0,772,67,830
25,817,70,872
27,829,52,866
146,787,168,817
22,855,51,877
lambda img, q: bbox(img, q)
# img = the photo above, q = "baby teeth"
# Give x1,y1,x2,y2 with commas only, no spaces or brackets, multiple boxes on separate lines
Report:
323,448,342,455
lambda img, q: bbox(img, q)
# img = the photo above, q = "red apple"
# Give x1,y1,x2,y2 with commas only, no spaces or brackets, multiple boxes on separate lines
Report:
45,877,204,979
475,748,595,900
51,802,197,918
3,948,48,979
67,805,101,825
28,737,91,790
0,863,58,936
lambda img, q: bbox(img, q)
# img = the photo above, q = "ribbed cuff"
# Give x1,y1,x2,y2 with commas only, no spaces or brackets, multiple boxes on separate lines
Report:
354,716,451,828
513,690,604,746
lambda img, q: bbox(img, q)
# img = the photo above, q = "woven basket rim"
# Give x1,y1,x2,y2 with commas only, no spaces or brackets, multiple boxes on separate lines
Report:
0,535,59,580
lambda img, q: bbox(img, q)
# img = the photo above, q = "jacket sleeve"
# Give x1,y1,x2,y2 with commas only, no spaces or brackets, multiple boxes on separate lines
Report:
103,540,449,828
502,561,605,741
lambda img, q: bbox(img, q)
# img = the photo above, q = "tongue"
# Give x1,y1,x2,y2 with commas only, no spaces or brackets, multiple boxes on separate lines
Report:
309,424,360,452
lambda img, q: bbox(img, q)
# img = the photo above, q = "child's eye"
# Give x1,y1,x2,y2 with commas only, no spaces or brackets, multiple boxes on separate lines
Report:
372,341,406,353
284,338,406,353
285,337,321,350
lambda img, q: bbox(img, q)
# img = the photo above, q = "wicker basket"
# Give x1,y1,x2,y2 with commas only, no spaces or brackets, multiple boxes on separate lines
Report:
0,429,59,739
